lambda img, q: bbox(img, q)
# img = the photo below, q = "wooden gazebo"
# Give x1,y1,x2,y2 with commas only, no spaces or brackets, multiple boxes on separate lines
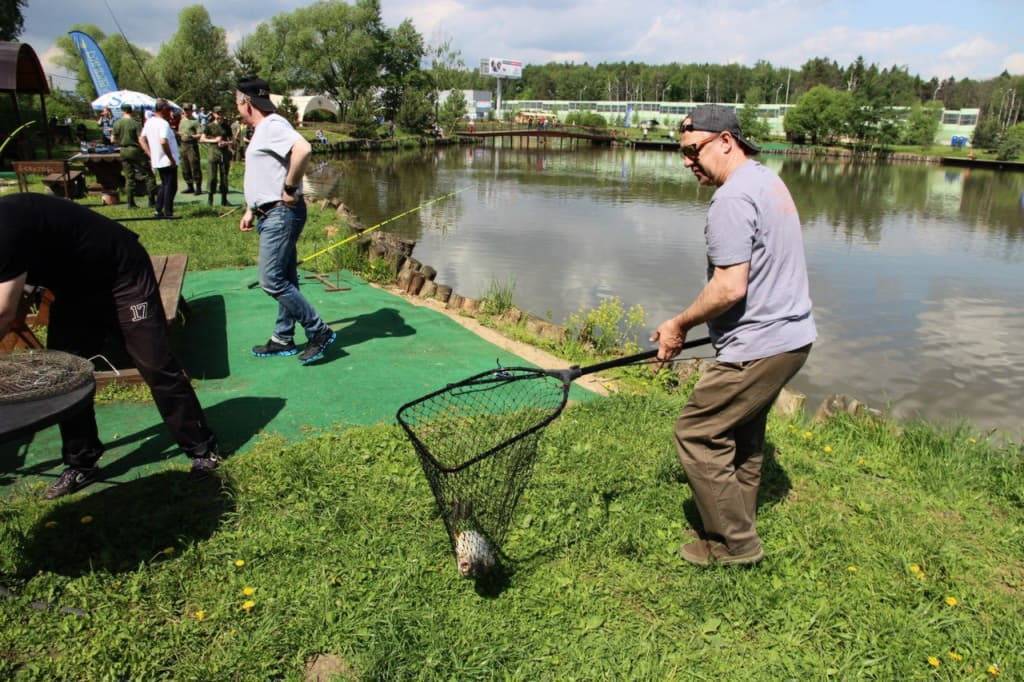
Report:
0,41,52,157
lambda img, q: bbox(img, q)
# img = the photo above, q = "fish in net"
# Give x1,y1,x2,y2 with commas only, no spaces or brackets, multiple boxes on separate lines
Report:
397,337,711,578
0,350,95,405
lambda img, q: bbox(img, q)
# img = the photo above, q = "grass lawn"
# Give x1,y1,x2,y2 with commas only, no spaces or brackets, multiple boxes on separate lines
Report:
1,387,1021,679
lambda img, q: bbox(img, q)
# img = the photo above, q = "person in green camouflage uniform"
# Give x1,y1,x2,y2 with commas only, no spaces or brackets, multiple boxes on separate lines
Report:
111,103,155,209
178,103,203,194
200,106,232,206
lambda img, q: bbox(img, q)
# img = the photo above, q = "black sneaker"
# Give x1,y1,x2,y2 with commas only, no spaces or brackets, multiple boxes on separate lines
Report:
44,466,99,500
189,452,222,477
252,338,298,357
298,328,337,365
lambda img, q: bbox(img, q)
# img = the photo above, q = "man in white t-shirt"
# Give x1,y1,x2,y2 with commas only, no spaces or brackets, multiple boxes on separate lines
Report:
236,76,335,365
139,98,180,219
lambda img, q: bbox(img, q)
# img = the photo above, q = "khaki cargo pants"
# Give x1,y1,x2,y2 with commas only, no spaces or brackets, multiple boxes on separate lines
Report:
674,344,811,555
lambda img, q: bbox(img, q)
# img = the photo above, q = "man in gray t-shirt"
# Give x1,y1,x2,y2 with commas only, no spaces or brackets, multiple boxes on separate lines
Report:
236,76,336,365
651,105,815,568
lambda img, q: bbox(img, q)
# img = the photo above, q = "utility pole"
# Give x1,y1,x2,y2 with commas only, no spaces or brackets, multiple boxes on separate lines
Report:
785,72,791,105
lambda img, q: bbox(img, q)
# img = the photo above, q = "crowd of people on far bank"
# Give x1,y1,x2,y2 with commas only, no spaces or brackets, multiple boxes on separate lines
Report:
98,100,251,218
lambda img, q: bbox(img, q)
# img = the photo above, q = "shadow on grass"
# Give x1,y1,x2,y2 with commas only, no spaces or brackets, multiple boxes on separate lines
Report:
16,470,233,577
0,397,285,485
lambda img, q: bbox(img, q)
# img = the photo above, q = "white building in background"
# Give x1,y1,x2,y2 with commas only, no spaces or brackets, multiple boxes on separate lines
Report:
502,99,980,145
438,90,493,120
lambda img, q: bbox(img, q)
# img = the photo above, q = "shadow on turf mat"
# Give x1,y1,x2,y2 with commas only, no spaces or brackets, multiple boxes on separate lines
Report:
97,396,287,479
14,470,234,577
325,307,416,350
170,294,230,380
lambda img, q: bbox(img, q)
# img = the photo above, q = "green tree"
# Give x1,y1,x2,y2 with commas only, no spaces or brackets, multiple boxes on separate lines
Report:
737,87,771,143
396,88,433,132
783,85,853,145
0,0,26,41
901,102,942,146
347,93,379,138
379,19,425,121
247,0,388,119
157,6,233,107
995,122,1024,160
972,115,1000,149
277,95,299,125
438,89,467,131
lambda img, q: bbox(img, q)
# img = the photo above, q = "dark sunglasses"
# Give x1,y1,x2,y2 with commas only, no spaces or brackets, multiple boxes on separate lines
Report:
680,133,722,159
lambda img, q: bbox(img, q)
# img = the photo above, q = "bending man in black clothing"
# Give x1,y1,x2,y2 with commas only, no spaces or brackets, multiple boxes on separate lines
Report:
0,193,220,498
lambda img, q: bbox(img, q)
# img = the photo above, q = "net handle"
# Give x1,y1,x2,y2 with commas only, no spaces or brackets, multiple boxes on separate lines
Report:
564,336,712,380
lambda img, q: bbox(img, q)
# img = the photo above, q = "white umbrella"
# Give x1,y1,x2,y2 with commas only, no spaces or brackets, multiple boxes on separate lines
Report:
91,90,182,113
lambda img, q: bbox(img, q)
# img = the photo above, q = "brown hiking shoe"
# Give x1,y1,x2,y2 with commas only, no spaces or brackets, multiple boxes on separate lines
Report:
678,539,764,567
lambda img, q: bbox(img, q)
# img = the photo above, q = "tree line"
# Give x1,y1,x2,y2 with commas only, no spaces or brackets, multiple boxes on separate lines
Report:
31,1,1024,149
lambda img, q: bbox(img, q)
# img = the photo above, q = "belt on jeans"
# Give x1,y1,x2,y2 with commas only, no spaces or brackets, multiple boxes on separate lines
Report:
254,198,302,216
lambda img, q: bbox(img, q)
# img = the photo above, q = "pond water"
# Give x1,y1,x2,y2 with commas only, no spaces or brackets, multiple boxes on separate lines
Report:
306,146,1024,433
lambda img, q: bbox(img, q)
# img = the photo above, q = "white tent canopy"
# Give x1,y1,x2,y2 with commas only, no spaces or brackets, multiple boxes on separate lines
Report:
91,90,182,113
269,94,339,123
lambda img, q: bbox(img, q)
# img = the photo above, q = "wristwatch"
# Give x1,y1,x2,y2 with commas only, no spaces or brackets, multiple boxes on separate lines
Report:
283,184,299,196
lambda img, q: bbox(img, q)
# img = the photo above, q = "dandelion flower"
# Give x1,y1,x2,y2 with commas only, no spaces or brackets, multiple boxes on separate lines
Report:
968,438,977,444
945,596,958,607
803,431,813,439
857,458,866,465
80,515,93,525
44,521,57,529
162,547,175,556
909,564,922,574
194,610,206,621
987,664,1000,677
241,600,256,612
947,651,963,662
234,559,245,568
927,656,940,668
823,445,833,453
847,565,858,573
242,586,255,597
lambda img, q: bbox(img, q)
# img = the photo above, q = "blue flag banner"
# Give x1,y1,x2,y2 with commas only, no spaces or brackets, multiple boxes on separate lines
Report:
69,31,118,96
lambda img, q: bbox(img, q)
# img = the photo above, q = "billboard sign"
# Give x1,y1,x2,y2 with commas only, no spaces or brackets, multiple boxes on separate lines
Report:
480,58,523,79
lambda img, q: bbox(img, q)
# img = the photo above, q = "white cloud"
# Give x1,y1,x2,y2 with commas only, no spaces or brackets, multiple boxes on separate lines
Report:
1003,52,1024,74
943,37,1002,60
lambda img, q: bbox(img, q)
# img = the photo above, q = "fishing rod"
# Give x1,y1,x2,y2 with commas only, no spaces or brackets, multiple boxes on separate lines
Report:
104,0,158,95
246,187,469,289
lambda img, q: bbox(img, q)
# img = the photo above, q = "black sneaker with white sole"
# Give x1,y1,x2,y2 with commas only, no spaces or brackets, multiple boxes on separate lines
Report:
252,337,298,357
44,466,99,500
298,328,337,365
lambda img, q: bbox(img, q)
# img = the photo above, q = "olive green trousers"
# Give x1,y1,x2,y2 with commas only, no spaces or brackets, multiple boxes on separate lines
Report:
675,344,811,555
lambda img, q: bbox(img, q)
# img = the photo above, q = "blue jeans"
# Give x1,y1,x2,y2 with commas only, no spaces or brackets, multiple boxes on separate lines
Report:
257,200,328,342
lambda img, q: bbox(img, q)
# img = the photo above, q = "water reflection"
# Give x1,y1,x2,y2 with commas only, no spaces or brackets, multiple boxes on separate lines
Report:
315,147,1024,432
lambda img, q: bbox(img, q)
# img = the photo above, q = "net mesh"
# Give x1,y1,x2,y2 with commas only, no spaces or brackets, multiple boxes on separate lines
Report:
0,350,95,405
397,367,569,550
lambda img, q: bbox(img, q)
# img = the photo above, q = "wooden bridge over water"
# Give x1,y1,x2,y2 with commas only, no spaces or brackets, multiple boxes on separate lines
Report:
458,125,616,149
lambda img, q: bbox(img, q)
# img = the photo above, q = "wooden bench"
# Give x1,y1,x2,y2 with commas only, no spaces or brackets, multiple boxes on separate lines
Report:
1,254,190,388
11,159,86,198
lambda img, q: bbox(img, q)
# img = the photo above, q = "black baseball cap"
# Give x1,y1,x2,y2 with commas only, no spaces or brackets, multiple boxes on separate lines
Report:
237,76,275,112
684,104,760,154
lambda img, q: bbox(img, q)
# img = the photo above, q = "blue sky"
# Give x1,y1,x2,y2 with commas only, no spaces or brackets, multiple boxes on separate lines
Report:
21,0,1024,91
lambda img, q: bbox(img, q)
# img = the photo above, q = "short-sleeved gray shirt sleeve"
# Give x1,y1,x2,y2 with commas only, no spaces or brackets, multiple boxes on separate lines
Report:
243,114,303,207
704,160,816,362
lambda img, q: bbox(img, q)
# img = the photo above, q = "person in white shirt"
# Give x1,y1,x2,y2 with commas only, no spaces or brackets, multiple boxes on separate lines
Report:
235,76,335,365
139,99,180,219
